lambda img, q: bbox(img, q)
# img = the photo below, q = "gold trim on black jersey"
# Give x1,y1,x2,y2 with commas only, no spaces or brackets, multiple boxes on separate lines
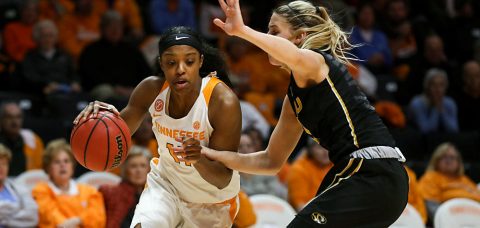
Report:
318,158,364,196
325,75,359,148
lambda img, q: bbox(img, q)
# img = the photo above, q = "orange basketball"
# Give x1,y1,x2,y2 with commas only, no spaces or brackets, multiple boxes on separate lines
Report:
70,111,131,171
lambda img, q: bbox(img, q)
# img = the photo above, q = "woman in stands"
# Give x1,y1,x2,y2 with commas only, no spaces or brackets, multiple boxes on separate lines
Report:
0,143,38,227
418,142,480,217
32,139,105,228
99,146,152,228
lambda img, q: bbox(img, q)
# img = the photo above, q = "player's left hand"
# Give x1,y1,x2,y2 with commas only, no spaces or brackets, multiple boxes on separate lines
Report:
174,137,202,164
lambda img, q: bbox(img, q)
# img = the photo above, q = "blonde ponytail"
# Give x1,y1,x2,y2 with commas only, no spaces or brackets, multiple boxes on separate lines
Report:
274,1,358,65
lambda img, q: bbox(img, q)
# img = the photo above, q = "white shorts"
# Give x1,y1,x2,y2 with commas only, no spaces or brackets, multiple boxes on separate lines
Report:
130,166,239,228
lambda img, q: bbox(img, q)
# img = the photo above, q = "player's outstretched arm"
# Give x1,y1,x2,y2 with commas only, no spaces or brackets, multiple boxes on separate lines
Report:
214,0,326,84
203,96,303,175
73,76,164,135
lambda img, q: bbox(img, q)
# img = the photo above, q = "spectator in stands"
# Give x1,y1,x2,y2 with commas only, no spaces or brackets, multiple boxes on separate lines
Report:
243,126,291,183
197,0,225,42
2,0,38,62
23,20,81,97
79,10,151,102
225,36,289,101
381,0,418,89
455,60,480,131
32,139,106,228
388,21,417,63
350,3,392,74
418,143,480,217
58,0,101,60
424,0,455,37
287,140,333,211
244,127,265,152
99,146,151,228
98,0,144,40
233,190,256,228
38,0,74,22
404,165,427,224
132,116,158,158
0,102,44,176
149,0,196,34
406,35,454,99
382,0,410,38
409,68,459,134
0,143,38,227
449,0,480,64
240,100,270,140
238,133,287,199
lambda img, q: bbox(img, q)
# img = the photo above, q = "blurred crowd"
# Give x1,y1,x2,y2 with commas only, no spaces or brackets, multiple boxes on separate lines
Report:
0,0,479,227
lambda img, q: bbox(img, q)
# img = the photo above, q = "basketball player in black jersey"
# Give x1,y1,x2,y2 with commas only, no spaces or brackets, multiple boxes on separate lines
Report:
194,0,409,227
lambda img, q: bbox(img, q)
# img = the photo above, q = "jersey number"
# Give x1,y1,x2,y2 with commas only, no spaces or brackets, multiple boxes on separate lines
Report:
166,143,191,166
294,97,302,114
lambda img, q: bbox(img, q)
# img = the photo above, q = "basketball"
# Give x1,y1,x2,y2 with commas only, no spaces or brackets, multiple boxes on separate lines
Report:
70,111,131,171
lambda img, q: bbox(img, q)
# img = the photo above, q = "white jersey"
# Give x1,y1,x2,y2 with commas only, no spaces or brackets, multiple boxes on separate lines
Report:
148,76,240,203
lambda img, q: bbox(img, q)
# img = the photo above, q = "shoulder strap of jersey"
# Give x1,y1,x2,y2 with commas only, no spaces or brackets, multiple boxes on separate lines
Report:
202,76,222,106
160,81,169,93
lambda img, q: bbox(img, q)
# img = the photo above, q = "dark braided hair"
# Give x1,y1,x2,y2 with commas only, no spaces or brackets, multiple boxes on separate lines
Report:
157,26,233,88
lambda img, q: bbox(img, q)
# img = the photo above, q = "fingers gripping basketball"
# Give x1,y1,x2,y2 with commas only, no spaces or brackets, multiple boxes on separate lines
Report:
70,111,131,171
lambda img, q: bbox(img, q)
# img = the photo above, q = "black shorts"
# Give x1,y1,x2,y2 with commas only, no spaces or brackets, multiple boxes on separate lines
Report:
287,158,408,228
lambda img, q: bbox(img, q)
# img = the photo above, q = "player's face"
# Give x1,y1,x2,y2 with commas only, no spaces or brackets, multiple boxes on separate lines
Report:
267,13,295,66
48,150,74,184
160,45,204,92
124,155,149,187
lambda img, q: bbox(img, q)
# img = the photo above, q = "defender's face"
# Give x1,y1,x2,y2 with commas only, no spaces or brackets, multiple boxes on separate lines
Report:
267,13,295,66
160,45,203,92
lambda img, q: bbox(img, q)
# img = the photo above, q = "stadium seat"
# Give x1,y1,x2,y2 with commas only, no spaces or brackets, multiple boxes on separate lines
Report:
389,203,425,228
434,198,480,228
76,171,121,189
250,194,296,228
14,169,49,191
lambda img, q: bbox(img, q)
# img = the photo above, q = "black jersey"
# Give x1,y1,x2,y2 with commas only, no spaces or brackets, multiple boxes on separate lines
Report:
287,51,395,163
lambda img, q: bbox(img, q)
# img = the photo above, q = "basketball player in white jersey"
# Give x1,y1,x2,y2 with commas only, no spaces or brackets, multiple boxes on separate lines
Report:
73,26,242,228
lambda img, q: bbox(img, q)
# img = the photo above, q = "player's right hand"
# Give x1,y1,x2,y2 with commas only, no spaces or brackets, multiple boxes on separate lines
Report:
214,0,246,36
73,100,119,125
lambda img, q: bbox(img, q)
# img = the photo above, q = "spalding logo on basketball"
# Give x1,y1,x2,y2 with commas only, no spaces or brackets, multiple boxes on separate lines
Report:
193,121,200,130
155,99,164,112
